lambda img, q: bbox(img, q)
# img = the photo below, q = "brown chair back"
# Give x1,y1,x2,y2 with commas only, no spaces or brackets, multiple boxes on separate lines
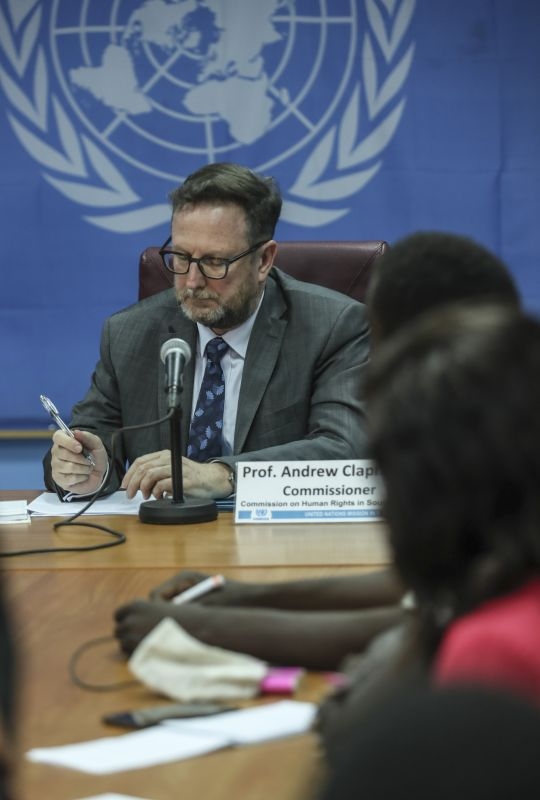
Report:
138,240,389,303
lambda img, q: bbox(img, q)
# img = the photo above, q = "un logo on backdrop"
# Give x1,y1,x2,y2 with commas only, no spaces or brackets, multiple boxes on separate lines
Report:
0,0,415,233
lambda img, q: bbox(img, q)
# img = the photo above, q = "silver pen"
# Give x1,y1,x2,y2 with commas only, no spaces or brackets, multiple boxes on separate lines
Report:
40,394,96,467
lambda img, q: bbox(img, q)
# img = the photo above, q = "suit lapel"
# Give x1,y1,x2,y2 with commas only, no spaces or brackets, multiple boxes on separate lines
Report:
233,275,287,452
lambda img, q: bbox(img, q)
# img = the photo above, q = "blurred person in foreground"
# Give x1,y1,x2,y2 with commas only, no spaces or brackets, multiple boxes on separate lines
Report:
0,573,18,800
319,304,540,759
319,685,540,800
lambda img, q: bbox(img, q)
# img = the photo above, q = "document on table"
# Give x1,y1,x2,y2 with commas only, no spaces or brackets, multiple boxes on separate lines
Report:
27,491,234,516
75,795,153,800
27,726,227,775
162,699,317,744
0,500,30,524
28,491,146,516
26,700,316,775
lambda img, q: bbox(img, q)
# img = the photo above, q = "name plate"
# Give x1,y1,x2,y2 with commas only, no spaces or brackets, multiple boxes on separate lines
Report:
234,460,384,524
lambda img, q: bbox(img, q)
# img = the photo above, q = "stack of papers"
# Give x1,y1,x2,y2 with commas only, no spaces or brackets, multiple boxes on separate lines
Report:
0,500,29,524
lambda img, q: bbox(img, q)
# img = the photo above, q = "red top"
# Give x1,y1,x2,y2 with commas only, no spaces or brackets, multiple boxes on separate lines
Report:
434,578,540,703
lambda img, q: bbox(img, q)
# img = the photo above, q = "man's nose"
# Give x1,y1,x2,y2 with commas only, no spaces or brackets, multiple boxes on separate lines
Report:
185,259,206,288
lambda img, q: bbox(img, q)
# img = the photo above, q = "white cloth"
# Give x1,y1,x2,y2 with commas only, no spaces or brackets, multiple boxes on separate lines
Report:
128,618,268,701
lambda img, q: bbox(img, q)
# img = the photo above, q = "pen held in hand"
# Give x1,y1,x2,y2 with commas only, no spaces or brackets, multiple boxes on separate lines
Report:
40,394,96,467
172,574,225,605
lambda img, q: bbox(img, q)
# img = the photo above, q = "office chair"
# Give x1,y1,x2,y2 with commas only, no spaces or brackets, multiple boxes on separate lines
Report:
138,240,389,303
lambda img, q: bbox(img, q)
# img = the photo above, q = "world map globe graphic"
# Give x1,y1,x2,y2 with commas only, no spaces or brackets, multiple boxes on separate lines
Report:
49,0,358,180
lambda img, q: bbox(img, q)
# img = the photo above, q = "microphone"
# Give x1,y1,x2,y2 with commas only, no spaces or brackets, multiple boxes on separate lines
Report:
139,335,217,525
161,338,191,410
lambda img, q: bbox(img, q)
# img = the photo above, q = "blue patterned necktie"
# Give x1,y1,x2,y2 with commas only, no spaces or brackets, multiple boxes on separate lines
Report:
187,337,228,461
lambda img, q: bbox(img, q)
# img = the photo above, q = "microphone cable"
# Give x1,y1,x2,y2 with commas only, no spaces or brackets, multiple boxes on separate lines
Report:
0,410,175,557
68,634,138,692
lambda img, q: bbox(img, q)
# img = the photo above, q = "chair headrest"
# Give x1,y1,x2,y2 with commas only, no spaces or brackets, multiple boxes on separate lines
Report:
138,240,389,303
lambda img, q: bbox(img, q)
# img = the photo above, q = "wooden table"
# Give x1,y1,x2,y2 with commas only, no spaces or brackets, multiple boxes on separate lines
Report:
0,491,390,800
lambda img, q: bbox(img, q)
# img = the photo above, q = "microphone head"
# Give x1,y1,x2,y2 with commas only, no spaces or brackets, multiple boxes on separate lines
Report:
160,338,191,365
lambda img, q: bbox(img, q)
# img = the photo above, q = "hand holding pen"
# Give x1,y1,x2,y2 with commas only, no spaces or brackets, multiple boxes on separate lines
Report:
114,576,227,656
172,575,226,605
40,394,96,467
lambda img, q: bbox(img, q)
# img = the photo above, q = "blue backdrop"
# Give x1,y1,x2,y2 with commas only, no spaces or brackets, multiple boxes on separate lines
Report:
0,0,539,429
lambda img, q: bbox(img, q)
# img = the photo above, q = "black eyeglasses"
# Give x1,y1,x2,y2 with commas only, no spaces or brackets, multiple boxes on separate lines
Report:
159,237,270,280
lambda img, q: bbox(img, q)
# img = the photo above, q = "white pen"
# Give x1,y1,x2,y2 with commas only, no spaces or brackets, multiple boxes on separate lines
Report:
172,574,225,605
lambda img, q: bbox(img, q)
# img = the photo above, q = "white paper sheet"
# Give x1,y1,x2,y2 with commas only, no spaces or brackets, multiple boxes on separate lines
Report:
26,701,317,775
27,726,227,775
162,700,317,744
75,795,153,799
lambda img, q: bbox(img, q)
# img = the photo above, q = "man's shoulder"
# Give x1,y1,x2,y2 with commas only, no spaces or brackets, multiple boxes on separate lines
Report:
102,289,184,345
269,268,365,311
108,288,178,323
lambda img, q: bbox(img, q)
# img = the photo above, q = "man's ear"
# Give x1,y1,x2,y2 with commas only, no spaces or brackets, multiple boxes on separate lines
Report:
258,240,277,280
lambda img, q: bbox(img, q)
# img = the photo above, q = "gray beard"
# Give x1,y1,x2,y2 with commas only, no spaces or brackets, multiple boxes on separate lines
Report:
177,288,260,331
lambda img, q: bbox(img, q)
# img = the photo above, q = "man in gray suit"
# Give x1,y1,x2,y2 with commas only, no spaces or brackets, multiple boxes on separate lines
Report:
45,162,369,500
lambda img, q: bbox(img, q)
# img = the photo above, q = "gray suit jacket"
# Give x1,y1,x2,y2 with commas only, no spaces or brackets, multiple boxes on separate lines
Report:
44,269,370,491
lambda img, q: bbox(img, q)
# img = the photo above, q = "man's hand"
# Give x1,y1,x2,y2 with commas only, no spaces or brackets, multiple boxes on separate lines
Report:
121,453,233,500
121,450,172,499
51,429,108,494
181,459,233,498
114,599,204,655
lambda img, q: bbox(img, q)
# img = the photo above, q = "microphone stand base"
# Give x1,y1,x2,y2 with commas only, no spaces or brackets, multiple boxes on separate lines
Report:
139,498,218,525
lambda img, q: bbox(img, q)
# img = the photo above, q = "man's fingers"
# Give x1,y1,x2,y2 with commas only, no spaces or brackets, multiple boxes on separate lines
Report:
122,451,172,497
